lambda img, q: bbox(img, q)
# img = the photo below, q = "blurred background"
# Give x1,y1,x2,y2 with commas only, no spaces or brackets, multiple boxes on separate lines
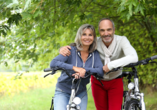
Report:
0,0,157,109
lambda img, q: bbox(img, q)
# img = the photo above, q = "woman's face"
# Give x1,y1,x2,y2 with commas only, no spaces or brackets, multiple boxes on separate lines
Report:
81,29,94,47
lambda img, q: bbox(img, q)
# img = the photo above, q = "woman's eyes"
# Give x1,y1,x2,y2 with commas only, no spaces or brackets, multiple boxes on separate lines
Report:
82,34,93,36
82,33,86,36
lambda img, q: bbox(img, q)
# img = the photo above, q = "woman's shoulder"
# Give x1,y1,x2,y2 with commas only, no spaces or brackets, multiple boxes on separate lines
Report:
69,43,77,50
92,49,99,55
70,45,76,51
68,45,77,55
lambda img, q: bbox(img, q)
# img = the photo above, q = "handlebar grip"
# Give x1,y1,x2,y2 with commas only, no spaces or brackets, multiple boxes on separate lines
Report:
151,55,157,60
44,68,52,72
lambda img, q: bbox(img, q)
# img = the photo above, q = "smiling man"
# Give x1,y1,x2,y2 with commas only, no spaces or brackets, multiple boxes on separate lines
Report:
91,18,138,110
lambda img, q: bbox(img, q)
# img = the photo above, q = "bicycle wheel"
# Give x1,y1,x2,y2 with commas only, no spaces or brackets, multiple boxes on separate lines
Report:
125,99,141,110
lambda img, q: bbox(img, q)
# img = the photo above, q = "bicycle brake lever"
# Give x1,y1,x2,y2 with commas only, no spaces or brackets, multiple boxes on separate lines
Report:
44,73,51,78
93,74,104,86
95,77,104,86
106,71,111,75
98,80,104,86
106,67,121,75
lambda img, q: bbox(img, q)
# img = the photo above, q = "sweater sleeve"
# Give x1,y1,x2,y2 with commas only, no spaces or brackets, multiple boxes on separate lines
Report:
84,51,104,77
107,37,138,70
50,48,73,71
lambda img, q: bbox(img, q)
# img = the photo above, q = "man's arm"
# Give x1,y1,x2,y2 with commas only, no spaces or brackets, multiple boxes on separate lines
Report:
59,46,71,56
107,37,138,70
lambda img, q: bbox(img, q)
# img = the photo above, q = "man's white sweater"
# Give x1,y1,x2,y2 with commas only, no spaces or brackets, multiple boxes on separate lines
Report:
97,35,138,81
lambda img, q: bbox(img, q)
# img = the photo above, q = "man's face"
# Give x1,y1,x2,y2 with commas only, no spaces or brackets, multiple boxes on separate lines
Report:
99,20,115,45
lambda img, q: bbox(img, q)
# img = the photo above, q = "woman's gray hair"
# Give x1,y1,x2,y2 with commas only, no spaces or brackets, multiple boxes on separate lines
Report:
74,24,97,53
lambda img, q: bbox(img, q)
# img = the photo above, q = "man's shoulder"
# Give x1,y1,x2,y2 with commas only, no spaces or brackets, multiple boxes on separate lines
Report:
115,34,127,39
114,35,129,42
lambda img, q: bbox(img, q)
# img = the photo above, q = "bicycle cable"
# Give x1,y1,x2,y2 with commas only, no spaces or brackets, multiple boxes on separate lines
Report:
80,76,97,99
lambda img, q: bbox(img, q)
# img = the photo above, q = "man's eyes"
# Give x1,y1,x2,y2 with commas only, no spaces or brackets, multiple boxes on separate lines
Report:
107,29,112,31
100,29,112,32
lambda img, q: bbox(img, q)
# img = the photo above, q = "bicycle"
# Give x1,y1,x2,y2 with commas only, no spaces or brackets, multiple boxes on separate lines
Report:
106,55,157,110
43,67,103,110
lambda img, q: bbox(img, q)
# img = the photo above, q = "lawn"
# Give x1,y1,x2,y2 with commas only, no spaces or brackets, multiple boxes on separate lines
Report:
1,85,157,110
0,85,96,110
0,72,157,110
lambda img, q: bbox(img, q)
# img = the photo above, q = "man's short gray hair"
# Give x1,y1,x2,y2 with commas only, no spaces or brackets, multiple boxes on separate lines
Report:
98,18,115,30
74,24,97,53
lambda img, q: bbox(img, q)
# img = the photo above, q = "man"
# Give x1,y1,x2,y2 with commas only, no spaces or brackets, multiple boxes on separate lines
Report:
59,18,138,110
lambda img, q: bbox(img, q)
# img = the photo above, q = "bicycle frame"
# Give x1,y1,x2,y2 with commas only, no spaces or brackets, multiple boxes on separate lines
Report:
123,67,145,110
67,78,81,110
130,67,145,110
109,55,157,110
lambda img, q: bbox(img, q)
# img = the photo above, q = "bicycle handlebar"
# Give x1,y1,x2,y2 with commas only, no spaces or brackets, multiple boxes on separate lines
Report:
106,55,157,75
125,55,157,67
151,55,157,60
43,66,103,79
44,68,53,72
44,67,73,78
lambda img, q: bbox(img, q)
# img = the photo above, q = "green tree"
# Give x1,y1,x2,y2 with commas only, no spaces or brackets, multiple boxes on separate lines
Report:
0,0,157,88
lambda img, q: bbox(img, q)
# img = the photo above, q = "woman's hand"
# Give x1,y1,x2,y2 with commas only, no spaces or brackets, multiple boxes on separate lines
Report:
72,73,80,79
59,46,71,56
72,66,86,78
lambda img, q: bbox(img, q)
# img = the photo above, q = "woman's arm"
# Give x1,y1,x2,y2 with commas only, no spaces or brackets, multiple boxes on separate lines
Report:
50,47,86,78
50,54,73,70
84,51,104,77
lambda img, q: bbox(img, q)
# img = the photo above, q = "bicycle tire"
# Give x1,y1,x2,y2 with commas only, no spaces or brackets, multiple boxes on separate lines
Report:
125,99,141,110
50,97,54,110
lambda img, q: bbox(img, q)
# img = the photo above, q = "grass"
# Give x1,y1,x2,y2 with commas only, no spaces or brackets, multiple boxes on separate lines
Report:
144,90,157,110
0,86,56,110
0,85,96,110
0,83,157,110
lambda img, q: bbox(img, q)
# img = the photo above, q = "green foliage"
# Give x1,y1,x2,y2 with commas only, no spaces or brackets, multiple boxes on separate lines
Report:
0,0,157,87
7,13,22,26
0,25,10,36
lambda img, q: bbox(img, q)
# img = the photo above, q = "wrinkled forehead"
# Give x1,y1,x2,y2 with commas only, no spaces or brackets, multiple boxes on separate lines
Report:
99,20,114,29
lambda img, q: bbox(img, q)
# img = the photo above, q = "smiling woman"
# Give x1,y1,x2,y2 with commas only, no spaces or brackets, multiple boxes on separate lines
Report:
81,29,94,47
80,28,94,63
50,24,104,110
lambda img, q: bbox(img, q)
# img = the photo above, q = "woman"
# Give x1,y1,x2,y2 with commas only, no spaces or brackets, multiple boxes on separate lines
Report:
50,24,104,110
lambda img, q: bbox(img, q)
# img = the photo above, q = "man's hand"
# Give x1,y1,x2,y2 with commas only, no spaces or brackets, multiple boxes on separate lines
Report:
103,65,110,73
59,46,71,56
72,66,86,78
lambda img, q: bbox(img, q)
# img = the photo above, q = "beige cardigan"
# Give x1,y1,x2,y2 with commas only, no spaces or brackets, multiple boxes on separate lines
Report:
97,35,138,81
